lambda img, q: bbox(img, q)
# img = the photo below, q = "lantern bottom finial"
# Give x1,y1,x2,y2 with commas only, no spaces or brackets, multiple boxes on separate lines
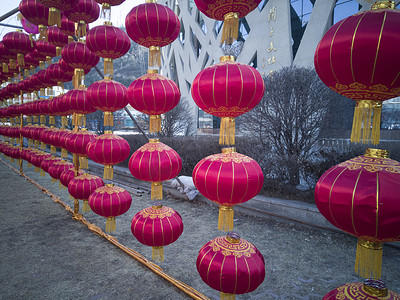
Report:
105,217,116,232
351,100,382,145
218,206,234,232
355,238,383,279
152,246,164,262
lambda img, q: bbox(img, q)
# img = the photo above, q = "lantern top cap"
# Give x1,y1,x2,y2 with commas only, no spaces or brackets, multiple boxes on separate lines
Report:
363,279,388,297
103,21,112,26
371,1,395,10
104,130,113,134
226,232,240,243
220,55,235,62
105,183,114,187
146,0,157,3
152,202,163,209
147,69,158,74
221,147,236,154
149,138,160,143
364,148,389,159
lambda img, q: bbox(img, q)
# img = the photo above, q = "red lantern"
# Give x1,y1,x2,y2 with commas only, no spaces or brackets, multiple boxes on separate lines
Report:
315,148,400,279
127,71,180,133
2,31,35,68
314,3,400,144
125,2,180,67
86,132,130,180
37,0,79,27
68,173,104,212
30,152,51,172
323,280,400,300
36,40,57,66
48,159,74,185
63,87,96,127
23,52,40,76
60,168,84,188
86,23,130,76
86,77,127,126
47,26,68,56
19,0,49,40
40,156,62,176
46,63,73,90
197,232,265,299
194,0,262,44
131,203,183,262
88,184,132,232
193,147,263,231
64,0,100,37
61,41,100,87
65,129,97,168
128,138,182,201
191,57,265,145
0,42,15,73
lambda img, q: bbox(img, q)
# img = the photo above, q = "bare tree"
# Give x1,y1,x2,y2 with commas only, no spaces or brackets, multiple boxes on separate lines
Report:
240,67,335,186
160,99,195,137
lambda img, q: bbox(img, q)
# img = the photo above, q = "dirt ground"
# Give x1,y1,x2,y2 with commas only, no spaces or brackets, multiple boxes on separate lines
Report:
0,158,399,300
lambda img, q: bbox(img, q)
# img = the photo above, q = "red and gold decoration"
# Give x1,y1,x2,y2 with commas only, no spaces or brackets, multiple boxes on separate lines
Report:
128,138,182,201
131,203,183,262
191,56,264,145
48,160,74,186
60,168,84,189
37,0,79,27
65,129,97,169
64,0,100,38
88,184,132,232
197,232,265,300
194,0,262,45
86,131,130,180
2,30,35,68
125,1,180,68
127,71,180,133
86,22,130,76
47,25,68,56
19,0,50,40
314,2,400,144
193,147,263,231
68,173,104,212
323,279,400,300
315,148,400,279
40,155,61,176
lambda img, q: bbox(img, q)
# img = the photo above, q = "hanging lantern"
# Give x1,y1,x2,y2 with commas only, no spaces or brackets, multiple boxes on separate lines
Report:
48,160,74,185
193,147,263,231
64,0,100,38
0,42,15,73
197,232,265,300
315,148,400,279
86,22,130,76
19,0,50,40
2,30,36,68
65,129,97,169
60,168,84,188
86,132,130,180
127,71,180,133
40,155,62,176
323,279,400,300
61,41,100,88
314,2,400,144
88,184,132,232
191,56,265,145
63,86,96,127
125,2,180,68
194,0,262,45
46,63,73,90
68,173,104,212
128,138,182,201
37,0,79,27
36,40,57,66
47,26,68,56
30,151,51,172
41,126,59,153
131,203,183,262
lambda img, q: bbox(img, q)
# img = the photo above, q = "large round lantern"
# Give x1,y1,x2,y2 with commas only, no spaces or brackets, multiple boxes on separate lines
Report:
47,26,68,56
125,2,180,67
2,30,35,68
19,0,49,40
40,156,61,177
197,232,265,300
323,279,400,300
314,3,400,144
88,184,132,232
60,168,84,189
131,203,183,262
315,148,400,279
191,56,264,145
63,87,96,127
46,63,73,90
193,147,263,231
0,42,15,73
37,0,79,27
127,71,180,133
36,40,57,66
64,0,100,38
68,173,104,212
48,159,74,184
65,129,97,168
86,23,130,76
86,132,130,179
128,138,182,201
194,0,262,44
86,77,128,126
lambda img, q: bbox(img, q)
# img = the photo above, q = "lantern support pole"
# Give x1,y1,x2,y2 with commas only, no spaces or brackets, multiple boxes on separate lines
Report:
0,7,19,23
0,23,24,30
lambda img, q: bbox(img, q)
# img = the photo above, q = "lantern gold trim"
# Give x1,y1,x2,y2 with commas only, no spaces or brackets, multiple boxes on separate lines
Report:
364,148,389,159
221,12,239,45
371,1,395,10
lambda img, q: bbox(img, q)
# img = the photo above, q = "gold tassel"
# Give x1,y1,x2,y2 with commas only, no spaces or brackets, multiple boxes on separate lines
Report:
149,46,161,68
82,115,86,128
41,142,46,150
49,116,55,125
9,59,16,70
218,205,234,232
59,181,66,190
61,148,68,159
103,165,113,180
39,61,45,70
61,116,68,127
151,181,163,200
24,69,29,77
79,156,88,169
46,56,52,66
371,101,382,145
48,7,61,27
38,24,47,41
104,58,114,76
351,100,382,145
152,246,164,262
56,46,62,57
10,158,15,163
105,217,116,233
219,117,235,146
34,140,39,148
104,111,113,127
51,178,57,183
101,3,112,20
40,115,46,124
74,69,84,89
50,145,56,153
149,115,161,133
17,54,25,67
33,116,38,123
76,21,87,38
28,162,32,168
2,62,8,73
40,168,45,176
220,292,235,300
355,238,383,279
82,200,91,213
221,12,239,45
